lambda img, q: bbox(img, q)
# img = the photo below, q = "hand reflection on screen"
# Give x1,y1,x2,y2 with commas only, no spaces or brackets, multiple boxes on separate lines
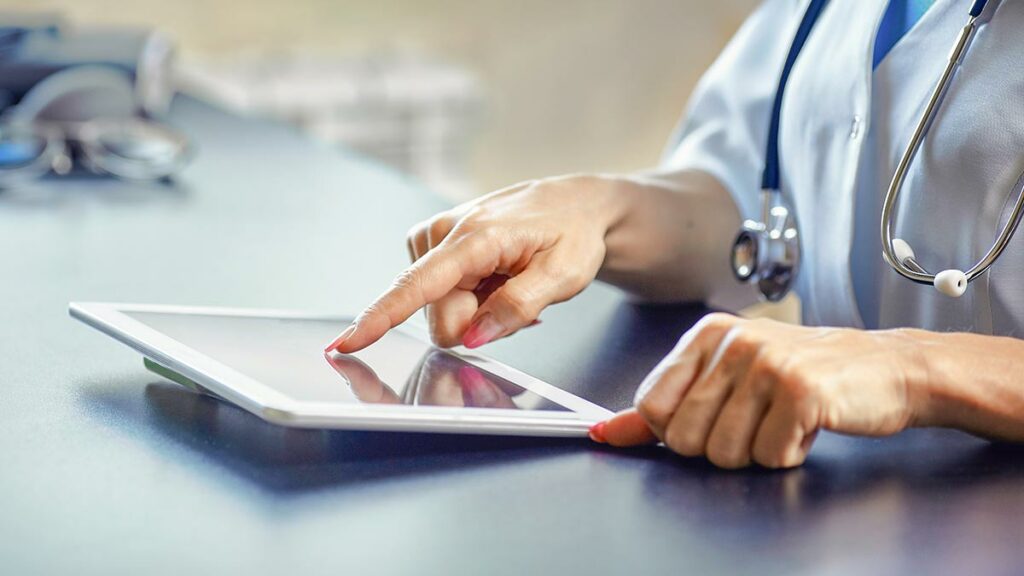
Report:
325,349,524,409
413,351,520,409
324,353,403,404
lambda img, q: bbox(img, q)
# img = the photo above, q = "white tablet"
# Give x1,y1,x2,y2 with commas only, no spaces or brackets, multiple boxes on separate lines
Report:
69,303,612,437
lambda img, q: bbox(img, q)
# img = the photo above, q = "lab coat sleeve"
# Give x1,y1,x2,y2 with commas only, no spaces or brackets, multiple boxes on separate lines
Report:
661,0,804,221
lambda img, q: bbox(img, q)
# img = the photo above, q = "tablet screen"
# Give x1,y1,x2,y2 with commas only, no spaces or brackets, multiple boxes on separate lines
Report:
125,311,568,411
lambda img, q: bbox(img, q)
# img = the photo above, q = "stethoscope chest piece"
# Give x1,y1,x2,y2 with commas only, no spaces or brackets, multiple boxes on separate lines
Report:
730,0,826,302
731,193,800,302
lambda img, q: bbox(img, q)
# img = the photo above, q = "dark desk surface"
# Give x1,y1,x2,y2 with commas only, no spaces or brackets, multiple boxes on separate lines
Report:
2,98,1023,575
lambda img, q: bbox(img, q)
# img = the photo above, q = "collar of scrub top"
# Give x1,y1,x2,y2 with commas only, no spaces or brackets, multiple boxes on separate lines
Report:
877,0,1024,298
761,0,988,191
765,0,987,191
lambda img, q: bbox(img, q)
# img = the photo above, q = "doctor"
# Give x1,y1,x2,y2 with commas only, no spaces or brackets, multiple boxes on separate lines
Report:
326,0,1024,468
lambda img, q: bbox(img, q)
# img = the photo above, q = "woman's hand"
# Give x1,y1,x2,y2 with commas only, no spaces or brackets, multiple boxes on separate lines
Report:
325,169,748,354
592,313,935,469
325,175,629,353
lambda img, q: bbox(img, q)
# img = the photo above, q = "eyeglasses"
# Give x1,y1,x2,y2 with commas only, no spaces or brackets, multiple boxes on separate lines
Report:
0,117,192,188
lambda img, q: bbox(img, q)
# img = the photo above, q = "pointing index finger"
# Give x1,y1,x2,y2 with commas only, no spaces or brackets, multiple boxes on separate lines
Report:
327,244,477,353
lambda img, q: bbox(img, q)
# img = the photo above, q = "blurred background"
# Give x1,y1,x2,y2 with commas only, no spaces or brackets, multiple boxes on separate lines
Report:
0,0,758,201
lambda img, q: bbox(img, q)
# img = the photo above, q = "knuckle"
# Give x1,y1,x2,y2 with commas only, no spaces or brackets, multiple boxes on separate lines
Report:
751,440,790,469
499,285,540,323
700,312,738,332
445,228,475,252
677,313,739,351
705,425,743,463
730,325,762,348
749,348,817,404
748,348,785,386
753,449,786,469
720,327,760,364
777,370,817,403
752,438,807,470
454,224,497,254
772,450,806,469
392,267,421,291
461,205,489,227
427,215,454,245
386,269,426,312
475,225,503,246
664,425,705,458
635,393,674,430
707,444,749,469
782,453,807,468
556,263,590,291
821,402,843,430
751,436,782,469
406,220,426,241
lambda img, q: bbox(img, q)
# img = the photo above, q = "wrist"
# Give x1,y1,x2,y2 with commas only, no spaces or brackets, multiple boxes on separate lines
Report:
893,328,989,429
891,329,1024,441
565,173,634,232
881,328,945,428
588,169,743,302
528,173,633,236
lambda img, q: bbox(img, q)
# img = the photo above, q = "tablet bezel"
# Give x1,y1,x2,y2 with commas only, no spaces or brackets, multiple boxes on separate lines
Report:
69,302,613,436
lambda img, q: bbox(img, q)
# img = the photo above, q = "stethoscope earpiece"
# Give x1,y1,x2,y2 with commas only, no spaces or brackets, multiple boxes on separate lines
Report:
934,269,968,298
885,239,967,297
891,238,916,264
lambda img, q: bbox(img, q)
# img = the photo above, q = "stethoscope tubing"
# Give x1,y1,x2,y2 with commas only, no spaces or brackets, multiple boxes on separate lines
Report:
881,1,1024,287
880,14,980,285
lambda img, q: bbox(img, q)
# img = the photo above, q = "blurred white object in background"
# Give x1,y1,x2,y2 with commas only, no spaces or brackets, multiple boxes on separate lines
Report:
177,50,481,200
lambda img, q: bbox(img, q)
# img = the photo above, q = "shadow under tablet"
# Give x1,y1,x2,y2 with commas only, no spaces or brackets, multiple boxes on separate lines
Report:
72,306,615,493
83,377,590,495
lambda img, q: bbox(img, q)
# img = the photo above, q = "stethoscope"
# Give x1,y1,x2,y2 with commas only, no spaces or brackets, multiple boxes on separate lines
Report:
731,0,1024,301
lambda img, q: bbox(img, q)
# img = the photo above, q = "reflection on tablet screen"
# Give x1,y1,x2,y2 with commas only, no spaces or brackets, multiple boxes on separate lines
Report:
123,312,568,411
327,350,529,409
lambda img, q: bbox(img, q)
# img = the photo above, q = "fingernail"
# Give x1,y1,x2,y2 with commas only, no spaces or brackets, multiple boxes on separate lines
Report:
588,421,607,444
324,324,356,352
462,314,505,349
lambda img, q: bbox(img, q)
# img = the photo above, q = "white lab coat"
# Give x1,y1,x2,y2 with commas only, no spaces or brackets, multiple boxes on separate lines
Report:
664,0,1024,335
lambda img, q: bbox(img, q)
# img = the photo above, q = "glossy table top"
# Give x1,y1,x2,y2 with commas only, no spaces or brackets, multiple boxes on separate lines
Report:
2,97,1022,575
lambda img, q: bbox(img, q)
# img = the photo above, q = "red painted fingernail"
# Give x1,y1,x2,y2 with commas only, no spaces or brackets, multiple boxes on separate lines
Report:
462,314,505,349
588,421,607,444
324,324,356,352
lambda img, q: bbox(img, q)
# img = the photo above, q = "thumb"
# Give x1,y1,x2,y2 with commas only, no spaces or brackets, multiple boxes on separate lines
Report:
462,263,569,348
591,408,659,447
